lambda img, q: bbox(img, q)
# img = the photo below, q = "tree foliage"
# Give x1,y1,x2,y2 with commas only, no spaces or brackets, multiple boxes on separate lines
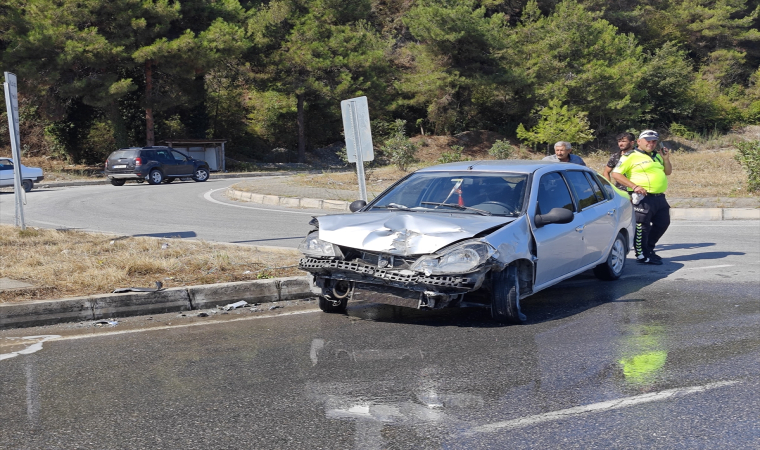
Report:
1,0,758,164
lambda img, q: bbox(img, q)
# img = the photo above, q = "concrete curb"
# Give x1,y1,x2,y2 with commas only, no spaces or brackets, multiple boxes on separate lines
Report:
0,276,313,330
226,188,760,220
226,187,352,211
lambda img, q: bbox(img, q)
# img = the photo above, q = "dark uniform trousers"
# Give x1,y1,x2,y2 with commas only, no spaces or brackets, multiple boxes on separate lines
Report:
633,194,670,259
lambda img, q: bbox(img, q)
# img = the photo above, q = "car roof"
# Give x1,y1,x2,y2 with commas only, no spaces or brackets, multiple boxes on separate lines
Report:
415,159,575,174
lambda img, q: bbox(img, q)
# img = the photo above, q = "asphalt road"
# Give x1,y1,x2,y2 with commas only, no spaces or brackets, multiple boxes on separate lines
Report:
0,177,320,247
1,222,758,449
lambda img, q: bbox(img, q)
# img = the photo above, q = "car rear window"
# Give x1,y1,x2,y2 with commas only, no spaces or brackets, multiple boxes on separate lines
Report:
110,150,138,159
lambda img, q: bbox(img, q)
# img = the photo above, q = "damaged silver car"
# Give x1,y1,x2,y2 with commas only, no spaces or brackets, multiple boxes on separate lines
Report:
298,160,634,323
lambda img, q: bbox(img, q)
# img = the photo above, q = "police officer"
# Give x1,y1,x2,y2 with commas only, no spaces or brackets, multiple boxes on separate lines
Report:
611,130,673,265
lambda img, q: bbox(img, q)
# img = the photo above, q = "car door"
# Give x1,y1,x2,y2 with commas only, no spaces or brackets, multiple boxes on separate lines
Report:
170,150,194,176
154,149,178,176
564,170,616,266
0,159,12,187
532,171,585,287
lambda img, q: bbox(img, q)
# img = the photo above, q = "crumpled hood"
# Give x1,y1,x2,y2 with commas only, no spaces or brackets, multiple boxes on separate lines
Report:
317,212,514,256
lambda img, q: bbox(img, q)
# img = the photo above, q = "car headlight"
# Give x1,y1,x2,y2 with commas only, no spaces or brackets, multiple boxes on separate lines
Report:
411,240,496,275
298,232,339,257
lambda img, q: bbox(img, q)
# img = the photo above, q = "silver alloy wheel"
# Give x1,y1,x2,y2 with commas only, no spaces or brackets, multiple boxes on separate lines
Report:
193,168,209,182
609,237,626,275
149,169,163,184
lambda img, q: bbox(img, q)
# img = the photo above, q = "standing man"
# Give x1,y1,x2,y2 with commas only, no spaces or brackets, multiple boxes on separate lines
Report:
542,141,586,166
612,130,673,265
604,132,635,189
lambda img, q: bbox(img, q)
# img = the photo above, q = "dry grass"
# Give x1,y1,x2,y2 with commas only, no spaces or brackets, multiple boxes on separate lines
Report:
290,146,752,199
0,225,305,304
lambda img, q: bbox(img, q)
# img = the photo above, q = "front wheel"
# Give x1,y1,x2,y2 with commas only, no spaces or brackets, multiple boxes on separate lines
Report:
193,167,209,182
147,169,164,185
110,178,126,186
490,266,526,324
21,179,33,192
318,296,347,313
594,232,627,281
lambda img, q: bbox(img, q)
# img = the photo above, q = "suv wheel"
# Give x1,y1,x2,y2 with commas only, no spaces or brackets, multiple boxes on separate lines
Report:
22,179,33,192
110,179,126,186
193,167,209,182
148,169,164,185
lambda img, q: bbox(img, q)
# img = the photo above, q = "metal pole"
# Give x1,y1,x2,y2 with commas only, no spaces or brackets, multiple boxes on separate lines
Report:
4,75,25,229
350,101,368,202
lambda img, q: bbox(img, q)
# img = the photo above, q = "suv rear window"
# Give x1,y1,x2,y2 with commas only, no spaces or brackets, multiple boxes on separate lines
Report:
110,150,139,159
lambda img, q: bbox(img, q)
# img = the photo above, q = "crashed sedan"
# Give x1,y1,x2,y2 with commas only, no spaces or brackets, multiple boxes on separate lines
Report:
298,160,634,323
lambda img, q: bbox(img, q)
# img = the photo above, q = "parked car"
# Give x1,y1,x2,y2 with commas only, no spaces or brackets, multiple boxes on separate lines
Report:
298,160,634,323
0,157,44,192
104,146,210,186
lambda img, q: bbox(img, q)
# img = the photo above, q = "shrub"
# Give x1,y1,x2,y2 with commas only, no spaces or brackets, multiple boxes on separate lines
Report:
735,140,760,192
437,145,466,164
381,119,418,171
488,139,516,159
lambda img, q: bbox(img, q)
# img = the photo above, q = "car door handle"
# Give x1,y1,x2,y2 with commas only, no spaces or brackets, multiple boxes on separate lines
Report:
575,225,585,232
607,209,616,216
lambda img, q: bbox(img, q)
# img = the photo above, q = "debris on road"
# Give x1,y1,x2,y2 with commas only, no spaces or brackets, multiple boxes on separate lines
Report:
223,300,249,311
94,320,118,327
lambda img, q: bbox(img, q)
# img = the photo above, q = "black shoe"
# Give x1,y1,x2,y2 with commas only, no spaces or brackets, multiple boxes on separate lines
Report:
636,257,663,265
649,252,662,261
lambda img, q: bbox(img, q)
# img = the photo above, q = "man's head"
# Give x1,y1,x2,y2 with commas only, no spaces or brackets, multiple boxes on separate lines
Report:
616,132,635,152
553,141,573,162
637,130,659,153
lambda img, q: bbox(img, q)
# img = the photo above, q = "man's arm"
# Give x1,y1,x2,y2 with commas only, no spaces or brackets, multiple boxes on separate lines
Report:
661,146,672,175
602,166,613,181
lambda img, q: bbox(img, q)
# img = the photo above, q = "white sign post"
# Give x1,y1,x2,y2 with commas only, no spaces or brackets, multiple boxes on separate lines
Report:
341,96,374,202
4,72,26,229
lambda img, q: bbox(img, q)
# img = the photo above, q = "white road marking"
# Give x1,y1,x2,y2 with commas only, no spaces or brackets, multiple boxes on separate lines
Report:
678,264,734,271
0,335,61,361
467,380,739,435
203,188,325,215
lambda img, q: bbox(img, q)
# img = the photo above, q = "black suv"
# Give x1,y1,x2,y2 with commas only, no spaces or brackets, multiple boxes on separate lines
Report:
104,147,210,186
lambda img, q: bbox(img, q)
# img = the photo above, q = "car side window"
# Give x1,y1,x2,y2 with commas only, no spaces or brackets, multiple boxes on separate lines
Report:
595,174,615,200
537,172,575,215
155,150,172,161
565,171,600,210
170,150,187,161
584,172,607,202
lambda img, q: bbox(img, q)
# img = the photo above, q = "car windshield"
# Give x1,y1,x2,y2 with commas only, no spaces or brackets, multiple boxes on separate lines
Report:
370,171,528,216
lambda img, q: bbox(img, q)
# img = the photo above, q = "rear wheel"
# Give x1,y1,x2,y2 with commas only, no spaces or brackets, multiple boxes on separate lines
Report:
21,179,33,192
594,232,627,281
110,178,126,186
490,266,526,324
148,169,164,185
193,167,209,182
318,296,348,313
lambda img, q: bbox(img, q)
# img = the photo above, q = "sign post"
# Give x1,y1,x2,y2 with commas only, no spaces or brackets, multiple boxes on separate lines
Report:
4,72,26,229
341,96,374,202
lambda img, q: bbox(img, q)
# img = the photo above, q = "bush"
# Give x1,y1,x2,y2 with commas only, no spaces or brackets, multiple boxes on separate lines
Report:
437,145,466,164
735,140,760,192
381,119,418,171
488,139,515,159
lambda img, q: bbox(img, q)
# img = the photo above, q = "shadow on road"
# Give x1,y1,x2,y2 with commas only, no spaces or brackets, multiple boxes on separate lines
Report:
133,231,198,239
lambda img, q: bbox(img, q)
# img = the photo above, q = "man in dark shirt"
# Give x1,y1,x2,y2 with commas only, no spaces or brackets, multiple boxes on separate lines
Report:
603,132,635,189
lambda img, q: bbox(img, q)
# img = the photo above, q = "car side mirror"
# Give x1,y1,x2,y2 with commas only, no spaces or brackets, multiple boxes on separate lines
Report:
534,207,574,227
349,200,367,212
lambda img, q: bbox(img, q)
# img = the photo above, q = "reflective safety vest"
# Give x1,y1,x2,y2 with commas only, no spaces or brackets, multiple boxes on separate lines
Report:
612,149,668,194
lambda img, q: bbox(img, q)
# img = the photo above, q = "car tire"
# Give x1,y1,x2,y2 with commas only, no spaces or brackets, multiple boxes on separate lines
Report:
594,232,627,281
164,177,175,183
193,167,209,182
21,180,33,192
110,178,126,186
318,296,347,314
490,266,526,324
148,169,164,185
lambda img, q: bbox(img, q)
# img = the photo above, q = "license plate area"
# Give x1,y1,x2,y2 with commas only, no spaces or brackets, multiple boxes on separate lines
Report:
112,164,127,169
